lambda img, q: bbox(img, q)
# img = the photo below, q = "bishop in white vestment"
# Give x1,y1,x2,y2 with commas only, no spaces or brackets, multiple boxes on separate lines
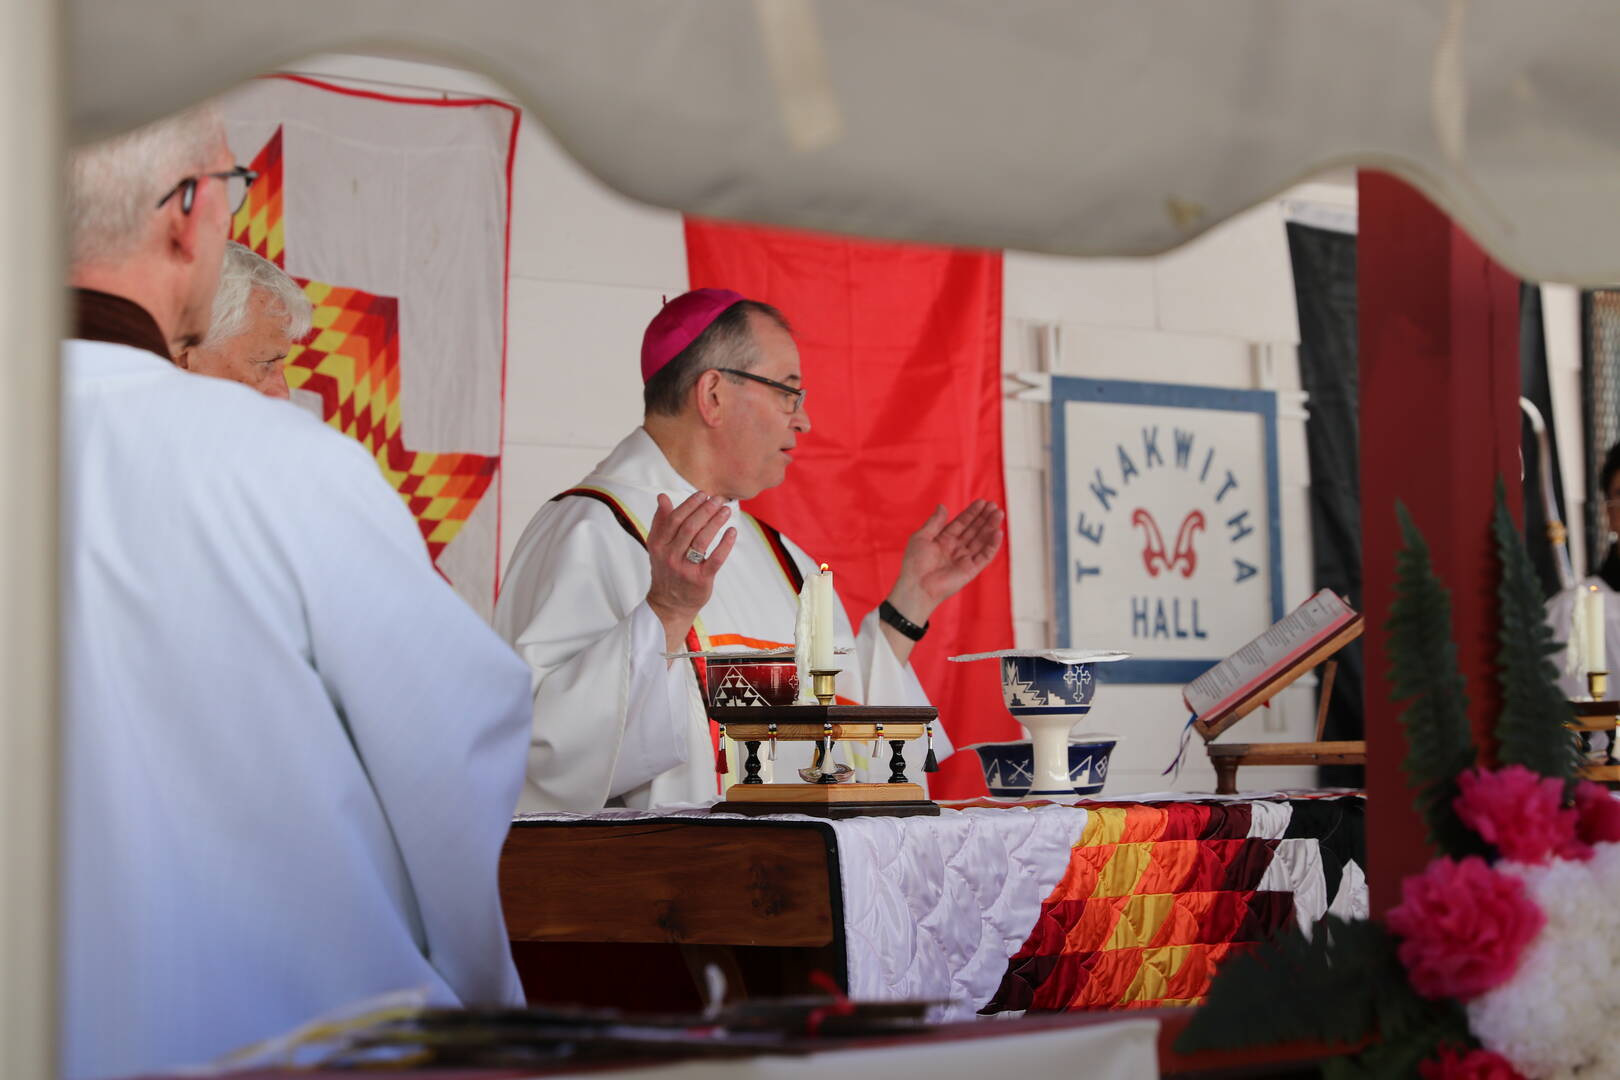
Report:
495,290,1003,812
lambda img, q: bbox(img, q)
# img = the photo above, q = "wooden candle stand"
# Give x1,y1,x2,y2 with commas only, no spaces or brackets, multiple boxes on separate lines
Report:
711,705,941,818
1203,615,1367,794
1567,697,1620,783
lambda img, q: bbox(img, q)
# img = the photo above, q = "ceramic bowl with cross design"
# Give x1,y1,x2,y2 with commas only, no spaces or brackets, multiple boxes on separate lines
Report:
964,735,1120,798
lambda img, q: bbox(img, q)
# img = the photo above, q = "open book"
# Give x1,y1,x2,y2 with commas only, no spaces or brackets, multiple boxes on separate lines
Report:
1183,588,1364,741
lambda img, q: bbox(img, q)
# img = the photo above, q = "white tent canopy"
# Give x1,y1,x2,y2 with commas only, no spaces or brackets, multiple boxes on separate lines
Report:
68,0,1620,284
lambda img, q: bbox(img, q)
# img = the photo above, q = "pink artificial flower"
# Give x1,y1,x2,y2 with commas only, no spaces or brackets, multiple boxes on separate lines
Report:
1573,780,1620,847
1454,766,1577,863
1385,856,1544,1000
1419,1044,1525,1079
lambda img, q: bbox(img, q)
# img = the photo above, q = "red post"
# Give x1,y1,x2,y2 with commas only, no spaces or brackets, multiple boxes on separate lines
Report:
1358,171,1521,914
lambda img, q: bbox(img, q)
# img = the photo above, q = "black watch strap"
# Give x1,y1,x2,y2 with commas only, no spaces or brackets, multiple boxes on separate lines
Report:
879,600,929,642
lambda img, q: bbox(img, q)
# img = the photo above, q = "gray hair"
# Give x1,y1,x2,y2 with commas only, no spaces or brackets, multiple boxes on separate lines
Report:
67,104,227,269
204,242,313,345
643,300,792,417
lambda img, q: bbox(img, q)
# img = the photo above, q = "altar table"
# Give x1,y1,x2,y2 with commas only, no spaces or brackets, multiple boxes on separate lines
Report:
131,1008,1371,1080
500,795,1365,1020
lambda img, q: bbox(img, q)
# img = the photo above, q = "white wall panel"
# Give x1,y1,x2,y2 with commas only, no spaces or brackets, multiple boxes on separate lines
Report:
507,116,688,290
498,443,615,574
505,278,666,449
1003,252,1157,329
1051,324,1255,383
1153,202,1302,343
1003,464,1052,630
1013,618,1051,651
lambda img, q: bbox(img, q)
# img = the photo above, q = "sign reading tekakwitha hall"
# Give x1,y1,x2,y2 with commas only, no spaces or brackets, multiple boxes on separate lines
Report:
222,75,519,618
1051,378,1283,684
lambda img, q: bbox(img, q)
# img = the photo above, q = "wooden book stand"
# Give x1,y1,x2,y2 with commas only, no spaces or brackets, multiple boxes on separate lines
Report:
1202,617,1367,794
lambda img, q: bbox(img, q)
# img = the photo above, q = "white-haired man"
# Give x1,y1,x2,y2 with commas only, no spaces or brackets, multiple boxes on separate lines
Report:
494,289,1002,812
63,107,531,1079
175,240,310,398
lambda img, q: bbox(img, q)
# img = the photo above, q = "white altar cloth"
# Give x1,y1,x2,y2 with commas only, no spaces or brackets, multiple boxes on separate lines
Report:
513,804,1090,1022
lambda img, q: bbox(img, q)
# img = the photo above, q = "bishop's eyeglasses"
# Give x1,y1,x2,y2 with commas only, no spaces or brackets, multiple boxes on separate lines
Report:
717,368,807,414
155,166,259,216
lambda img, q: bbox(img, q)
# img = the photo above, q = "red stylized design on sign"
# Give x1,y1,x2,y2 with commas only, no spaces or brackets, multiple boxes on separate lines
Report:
1131,509,1206,578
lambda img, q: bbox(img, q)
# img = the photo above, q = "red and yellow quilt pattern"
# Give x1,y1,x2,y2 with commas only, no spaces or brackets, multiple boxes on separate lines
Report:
231,127,499,564
982,796,1364,1013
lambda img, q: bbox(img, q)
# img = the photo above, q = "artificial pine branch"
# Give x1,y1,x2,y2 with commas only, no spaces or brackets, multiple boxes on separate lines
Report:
1388,503,1483,858
1492,481,1584,784
1174,916,1396,1053
1177,912,1468,1069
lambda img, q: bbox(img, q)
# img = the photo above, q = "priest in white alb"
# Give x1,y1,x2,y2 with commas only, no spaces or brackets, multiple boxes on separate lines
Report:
494,289,1004,811
1547,441,1620,696
62,106,532,1079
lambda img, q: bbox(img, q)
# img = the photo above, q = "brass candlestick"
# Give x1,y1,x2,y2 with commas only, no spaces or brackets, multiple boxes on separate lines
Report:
811,670,839,706
1590,670,1609,702
809,669,842,783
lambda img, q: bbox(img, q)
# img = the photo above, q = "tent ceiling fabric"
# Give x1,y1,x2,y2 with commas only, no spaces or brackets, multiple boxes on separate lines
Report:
68,0,1620,284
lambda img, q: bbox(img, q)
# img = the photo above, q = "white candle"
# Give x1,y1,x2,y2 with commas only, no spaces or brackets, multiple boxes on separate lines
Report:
811,564,835,671
1587,585,1607,674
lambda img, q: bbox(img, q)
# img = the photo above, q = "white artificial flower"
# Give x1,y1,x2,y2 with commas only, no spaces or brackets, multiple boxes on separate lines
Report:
1467,843,1620,1078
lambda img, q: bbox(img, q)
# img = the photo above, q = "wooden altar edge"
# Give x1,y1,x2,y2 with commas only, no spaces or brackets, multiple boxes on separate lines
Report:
1207,740,1367,795
1567,700,1620,732
722,722,927,740
1206,740,1367,761
501,819,844,950
721,781,927,804
717,781,940,819
711,705,939,722
133,1007,1369,1078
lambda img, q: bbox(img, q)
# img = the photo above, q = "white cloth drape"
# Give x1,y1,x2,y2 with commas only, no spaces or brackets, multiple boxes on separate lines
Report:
67,2,1620,285
494,427,944,813
61,339,531,1080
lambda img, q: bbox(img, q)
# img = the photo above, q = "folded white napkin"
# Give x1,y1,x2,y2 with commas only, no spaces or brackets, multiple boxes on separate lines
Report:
947,647,1131,664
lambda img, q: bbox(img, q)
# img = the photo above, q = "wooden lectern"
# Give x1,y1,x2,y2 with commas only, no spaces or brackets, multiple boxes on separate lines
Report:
1203,614,1367,794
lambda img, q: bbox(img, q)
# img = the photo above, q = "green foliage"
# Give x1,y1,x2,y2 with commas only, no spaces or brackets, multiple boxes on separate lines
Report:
1177,914,1473,1077
1492,482,1584,785
1387,503,1485,858
1322,1002,1474,1080
1175,916,1409,1053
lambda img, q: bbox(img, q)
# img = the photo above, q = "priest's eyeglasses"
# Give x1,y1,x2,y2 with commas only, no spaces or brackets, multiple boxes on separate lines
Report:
154,166,259,215
717,368,807,414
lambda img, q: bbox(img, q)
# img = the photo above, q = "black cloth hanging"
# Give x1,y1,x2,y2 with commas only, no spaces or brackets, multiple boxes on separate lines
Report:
1519,282,1571,599
1286,223,1364,787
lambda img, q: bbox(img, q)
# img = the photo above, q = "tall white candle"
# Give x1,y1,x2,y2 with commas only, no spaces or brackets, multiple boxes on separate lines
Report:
1587,585,1607,674
811,564,835,671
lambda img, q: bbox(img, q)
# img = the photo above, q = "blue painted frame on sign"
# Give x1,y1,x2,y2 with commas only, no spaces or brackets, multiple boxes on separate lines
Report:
1050,376,1284,685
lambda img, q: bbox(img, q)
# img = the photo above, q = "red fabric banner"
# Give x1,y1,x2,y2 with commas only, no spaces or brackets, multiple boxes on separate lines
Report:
684,219,1015,798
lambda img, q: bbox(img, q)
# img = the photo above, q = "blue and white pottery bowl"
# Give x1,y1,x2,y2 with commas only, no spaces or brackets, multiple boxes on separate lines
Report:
998,655,1098,717
966,736,1119,798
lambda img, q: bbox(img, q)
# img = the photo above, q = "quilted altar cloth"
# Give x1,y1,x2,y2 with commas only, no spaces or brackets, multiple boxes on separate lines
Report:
980,795,1367,1014
514,795,1364,1020
514,804,1090,1023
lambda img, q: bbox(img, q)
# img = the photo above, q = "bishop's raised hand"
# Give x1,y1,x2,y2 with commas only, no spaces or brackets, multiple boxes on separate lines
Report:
645,491,737,655
887,499,1006,627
